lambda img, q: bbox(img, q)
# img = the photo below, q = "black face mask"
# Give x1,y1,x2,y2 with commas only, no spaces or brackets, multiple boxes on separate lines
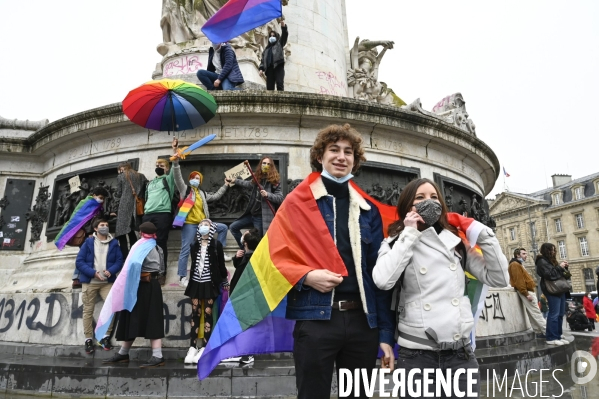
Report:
414,199,442,226
155,167,165,176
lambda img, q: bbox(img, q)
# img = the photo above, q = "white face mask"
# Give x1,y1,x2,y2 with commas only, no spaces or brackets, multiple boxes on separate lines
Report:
269,36,277,44
199,226,211,236
95,198,104,204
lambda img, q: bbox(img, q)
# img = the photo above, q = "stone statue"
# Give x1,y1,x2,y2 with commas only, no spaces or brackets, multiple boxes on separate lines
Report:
77,178,90,203
385,182,400,206
470,194,481,221
431,93,476,136
445,186,454,212
458,196,468,217
348,38,400,104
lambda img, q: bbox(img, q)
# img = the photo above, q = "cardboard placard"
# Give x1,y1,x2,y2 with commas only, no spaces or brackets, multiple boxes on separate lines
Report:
224,162,251,182
68,175,81,194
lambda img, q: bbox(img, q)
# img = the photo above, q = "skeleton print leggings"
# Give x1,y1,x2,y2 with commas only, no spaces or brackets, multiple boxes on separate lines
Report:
190,298,214,348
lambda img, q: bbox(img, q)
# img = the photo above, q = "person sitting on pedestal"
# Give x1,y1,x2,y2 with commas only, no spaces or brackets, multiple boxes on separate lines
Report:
197,42,244,91
259,20,288,91
567,305,592,331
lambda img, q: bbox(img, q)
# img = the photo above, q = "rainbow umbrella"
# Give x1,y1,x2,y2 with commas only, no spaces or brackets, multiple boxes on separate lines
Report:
122,79,217,132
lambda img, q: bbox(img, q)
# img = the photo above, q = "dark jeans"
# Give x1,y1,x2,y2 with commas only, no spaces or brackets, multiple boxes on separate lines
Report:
117,231,138,260
546,293,566,341
196,69,238,91
142,212,172,270
588,318,596,331
230,214,263,249
266,64,285,91
293,309,379,399
397,345,480,398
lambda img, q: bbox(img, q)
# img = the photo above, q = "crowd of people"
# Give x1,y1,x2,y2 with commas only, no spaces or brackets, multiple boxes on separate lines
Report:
54,122,599,398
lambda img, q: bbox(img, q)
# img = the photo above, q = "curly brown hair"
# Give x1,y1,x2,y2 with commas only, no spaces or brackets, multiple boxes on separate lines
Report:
309,124,366,173
253,156,280,186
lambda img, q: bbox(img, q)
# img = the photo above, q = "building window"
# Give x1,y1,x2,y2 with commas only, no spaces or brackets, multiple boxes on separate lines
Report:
552,193,561,205
555,218,563,233
583,268,596,293
509,227,516,241
575,213,584,229
579,237,590,256
558,240,567,259
574,186,584,200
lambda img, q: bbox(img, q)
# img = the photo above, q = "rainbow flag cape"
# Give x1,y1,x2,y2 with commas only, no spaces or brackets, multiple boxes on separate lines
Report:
94,237,156,340
173,191,194,227
197,173,490,379
201,0,282,44
54,196,102,250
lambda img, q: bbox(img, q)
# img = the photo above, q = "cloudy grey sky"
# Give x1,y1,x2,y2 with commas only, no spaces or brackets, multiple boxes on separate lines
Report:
1,1,597,198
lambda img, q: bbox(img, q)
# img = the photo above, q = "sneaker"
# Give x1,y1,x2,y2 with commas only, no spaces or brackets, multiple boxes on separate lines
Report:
221,356,242,363
98,337,113,351
184,347,198,364
72,279,82,289
224,254,232,262
139,356,165,368
240,355,254,364
179,276,189,288
103,353,129,363
192,347,205,364
85,339,95,354
560,338,570,345
546,340,564,346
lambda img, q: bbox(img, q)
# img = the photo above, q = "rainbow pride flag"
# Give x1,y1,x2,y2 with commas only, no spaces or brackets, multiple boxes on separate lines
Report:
54,196,102,250
197,174,490,379
201,0,282,44
94,237,157,340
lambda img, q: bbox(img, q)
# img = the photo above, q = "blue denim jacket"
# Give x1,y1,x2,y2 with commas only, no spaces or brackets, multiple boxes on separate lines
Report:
285,178,395,345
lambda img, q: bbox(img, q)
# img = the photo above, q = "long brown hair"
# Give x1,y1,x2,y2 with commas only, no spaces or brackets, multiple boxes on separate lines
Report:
118,162,139,181
254,156,280,185
537,242,558,266
387,178,458,237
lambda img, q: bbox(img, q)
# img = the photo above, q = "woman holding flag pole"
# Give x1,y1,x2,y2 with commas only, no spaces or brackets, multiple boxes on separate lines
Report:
372,179,509,398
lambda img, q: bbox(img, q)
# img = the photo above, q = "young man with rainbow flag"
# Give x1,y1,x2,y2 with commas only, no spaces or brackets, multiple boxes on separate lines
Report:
197,124,395,398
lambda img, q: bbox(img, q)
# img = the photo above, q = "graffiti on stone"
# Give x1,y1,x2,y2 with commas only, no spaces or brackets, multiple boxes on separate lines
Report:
480,293,506,322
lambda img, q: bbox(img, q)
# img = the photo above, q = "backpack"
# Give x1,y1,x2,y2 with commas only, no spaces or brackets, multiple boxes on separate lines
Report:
389,235,468,340
144,178,180,215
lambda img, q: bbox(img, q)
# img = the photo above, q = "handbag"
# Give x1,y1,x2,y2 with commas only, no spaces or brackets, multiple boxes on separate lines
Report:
125,173,145,216
544,275,571,295
66,229,86,247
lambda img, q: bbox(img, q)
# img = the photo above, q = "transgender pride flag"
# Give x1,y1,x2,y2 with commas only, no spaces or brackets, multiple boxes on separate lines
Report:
201,0,282,44
94,237,156,340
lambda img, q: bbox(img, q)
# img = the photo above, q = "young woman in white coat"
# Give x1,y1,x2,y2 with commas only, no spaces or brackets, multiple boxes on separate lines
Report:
372,178,508,398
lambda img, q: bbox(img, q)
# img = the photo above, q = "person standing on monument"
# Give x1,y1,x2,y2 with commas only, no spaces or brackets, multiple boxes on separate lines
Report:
508,248,547,338
171,139,232,287
103,222,167,368
373,178,509,398
183,219,229,364
259,20,288,91
197,42,244,90
76,218,124,354
286,124,395,399
142,157,177,283
229,156,284,248
113,162,148,260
